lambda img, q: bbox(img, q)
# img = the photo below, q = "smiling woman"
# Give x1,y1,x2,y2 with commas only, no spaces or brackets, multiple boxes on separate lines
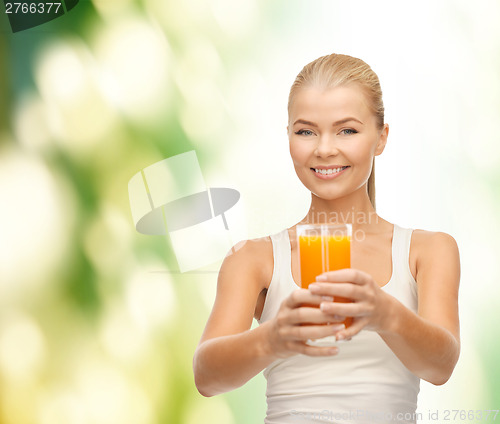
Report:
193,53,461,424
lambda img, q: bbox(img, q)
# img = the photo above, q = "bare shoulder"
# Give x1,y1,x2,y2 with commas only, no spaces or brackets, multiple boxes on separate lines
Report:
411,229,460,257
219,234,274,291
411,229,460,281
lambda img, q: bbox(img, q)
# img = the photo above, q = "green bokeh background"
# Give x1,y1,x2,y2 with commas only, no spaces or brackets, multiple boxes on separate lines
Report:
1,1,499,423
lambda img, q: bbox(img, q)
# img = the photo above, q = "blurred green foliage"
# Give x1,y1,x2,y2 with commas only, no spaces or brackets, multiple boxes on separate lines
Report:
0,0,273,422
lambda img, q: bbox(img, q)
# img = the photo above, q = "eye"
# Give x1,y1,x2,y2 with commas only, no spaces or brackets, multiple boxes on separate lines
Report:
340,128,358,135
294,129,314,136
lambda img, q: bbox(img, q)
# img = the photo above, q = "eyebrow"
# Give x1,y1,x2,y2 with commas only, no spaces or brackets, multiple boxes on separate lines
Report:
293,117,364,127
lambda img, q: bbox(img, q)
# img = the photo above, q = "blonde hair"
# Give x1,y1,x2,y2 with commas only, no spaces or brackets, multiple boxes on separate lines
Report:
288,54,385,210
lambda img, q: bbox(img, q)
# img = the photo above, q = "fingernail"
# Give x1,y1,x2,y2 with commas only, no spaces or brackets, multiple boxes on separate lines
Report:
308,283,320,291
331,323,345,331
320,302,331,311
321,295,334,302
328,348,338,354
316,275,327,281
336,333,345,341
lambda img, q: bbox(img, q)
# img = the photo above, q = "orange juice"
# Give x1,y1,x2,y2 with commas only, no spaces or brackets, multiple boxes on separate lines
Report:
298,233,324,290
298,226,353,328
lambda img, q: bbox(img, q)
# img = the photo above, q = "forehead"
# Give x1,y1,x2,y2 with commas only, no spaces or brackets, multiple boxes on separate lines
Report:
289,85,372,122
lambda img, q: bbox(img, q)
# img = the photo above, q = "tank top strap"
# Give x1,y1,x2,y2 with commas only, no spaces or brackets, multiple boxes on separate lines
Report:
269,230,283,283
279,228,293,281
390,224,418,301
273,228,292,273
258,228,294,324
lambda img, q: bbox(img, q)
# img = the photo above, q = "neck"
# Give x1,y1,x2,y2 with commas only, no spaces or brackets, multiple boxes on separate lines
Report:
299,185,380,228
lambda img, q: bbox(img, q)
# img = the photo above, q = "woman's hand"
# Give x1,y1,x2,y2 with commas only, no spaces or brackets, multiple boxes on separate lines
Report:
267,289,346,359
308,268,394,341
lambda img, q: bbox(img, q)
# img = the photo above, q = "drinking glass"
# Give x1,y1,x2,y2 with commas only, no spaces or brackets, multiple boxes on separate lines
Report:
296,223,352,346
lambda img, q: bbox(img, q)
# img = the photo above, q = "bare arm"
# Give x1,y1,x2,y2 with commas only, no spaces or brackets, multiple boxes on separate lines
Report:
193,238,345,397
310,231,461,385
193,321,277,397
378,231,460,384
193,238,270,397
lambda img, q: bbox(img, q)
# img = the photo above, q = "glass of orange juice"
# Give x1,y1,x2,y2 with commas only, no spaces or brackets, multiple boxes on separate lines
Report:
297,223,352,346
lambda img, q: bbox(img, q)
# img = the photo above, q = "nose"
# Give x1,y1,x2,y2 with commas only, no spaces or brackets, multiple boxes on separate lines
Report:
314,134,339,158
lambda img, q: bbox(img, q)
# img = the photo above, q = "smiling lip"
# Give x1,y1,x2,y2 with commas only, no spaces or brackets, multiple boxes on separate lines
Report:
311,166,350,180
313,165,348,169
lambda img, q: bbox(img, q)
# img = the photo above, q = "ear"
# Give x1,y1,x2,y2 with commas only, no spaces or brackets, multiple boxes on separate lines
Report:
374,123,389,156
286,125,289,135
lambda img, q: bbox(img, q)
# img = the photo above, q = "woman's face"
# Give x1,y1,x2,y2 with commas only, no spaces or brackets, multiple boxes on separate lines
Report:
288,84,389,201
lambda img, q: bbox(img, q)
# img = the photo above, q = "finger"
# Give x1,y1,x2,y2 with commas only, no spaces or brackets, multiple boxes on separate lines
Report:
315,268,371,285
309,282,362,301
320,301,364,317
289,341,339,357
285,289,333,309
325,315,347,323
287,306,344,325
287,323,346,341
336,318,367,341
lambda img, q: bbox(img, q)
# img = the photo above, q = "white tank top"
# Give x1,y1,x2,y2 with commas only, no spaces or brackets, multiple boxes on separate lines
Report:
257,224,420,424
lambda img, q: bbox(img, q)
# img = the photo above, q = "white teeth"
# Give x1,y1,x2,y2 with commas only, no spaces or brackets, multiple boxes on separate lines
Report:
314,167,346,175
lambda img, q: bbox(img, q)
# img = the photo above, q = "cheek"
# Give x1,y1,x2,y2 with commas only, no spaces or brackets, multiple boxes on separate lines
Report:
346,141,374,165
346,143,376,184
289,141,309,165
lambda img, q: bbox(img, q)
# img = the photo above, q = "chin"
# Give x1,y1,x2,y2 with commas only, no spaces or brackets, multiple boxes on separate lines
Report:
311,191,344,201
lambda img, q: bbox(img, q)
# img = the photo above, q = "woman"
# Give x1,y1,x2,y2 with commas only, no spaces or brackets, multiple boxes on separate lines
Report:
193,53,460,423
